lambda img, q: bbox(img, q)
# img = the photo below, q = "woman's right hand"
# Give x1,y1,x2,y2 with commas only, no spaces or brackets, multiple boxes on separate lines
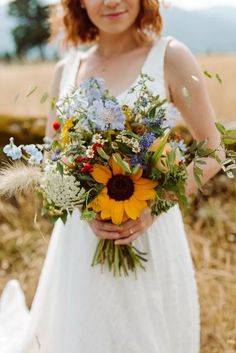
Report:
88,215,123,240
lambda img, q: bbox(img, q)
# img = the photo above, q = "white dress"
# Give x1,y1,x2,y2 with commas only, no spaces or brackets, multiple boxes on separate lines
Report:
0,36,200,353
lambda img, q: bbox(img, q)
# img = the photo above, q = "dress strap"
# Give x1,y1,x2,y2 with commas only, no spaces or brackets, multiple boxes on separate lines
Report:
144,35,174,80
59,50,80,99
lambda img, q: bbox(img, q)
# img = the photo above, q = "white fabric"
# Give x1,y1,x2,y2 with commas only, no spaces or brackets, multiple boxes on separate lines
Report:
0,35,200,353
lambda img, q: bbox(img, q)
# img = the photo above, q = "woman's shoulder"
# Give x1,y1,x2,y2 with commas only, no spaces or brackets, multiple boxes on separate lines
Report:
164,37,203,83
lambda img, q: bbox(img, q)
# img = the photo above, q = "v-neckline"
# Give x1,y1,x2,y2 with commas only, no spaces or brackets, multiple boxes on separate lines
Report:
73,38,160,99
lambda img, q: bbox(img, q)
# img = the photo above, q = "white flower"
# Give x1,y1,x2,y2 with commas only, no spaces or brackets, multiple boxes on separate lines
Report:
41,165,85,211
86,146,94,158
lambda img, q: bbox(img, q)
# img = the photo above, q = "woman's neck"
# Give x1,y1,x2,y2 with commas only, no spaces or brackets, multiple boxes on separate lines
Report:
95,28,142,59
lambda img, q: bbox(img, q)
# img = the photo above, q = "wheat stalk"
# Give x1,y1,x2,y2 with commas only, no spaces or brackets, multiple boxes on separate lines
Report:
0,161,42,197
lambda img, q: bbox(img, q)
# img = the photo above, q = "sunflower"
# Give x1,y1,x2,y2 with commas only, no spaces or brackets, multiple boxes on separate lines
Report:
88,158,158,225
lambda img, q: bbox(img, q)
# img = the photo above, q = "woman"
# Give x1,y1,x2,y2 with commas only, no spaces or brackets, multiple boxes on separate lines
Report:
0,1,223,353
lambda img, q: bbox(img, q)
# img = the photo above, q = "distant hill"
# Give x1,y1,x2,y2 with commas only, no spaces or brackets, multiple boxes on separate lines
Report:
0,4,236,57
162,6,236,53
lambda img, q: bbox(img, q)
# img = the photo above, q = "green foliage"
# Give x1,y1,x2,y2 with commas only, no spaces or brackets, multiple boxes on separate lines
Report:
151,198,175,216
80,209,96,221
8,0,50,59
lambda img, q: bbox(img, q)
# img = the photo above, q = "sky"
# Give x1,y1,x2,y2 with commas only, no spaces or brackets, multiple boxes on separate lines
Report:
1,0,236,8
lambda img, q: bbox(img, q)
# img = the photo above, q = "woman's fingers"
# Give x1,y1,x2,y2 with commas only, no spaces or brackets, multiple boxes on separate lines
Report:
114,231,141,245
96,230,121,240
94,219,123,232
120,218,140,231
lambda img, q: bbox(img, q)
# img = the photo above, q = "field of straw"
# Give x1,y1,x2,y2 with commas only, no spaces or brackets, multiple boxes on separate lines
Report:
0,55,236,352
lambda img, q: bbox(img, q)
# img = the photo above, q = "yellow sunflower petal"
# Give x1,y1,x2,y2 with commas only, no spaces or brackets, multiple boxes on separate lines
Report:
100,200,112,220
109,158,125,175
124,199,141,220
88,192,110,212
91,164,112,184
134,188,156,200
111,200,124,225
130,169,143,181
135,178,158,188
130,196,147,211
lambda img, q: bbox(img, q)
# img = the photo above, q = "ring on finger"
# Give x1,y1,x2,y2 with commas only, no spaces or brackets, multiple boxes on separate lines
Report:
129,228,134,235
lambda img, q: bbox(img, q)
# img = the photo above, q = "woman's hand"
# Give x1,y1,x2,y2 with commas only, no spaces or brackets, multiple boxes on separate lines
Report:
88,215,123,240
114,208,157,245
88,209,157,244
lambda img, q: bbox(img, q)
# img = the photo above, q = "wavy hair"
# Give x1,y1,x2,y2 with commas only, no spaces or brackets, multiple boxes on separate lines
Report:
50,0,163,46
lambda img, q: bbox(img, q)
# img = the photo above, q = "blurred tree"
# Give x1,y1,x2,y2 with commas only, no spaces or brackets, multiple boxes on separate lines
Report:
8,0,50,60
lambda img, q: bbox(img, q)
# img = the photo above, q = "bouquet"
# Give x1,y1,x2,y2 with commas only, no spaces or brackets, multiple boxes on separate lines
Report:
1,73,228,277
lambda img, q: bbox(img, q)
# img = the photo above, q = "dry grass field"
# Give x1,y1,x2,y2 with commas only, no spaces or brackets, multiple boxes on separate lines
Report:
0,55,236,352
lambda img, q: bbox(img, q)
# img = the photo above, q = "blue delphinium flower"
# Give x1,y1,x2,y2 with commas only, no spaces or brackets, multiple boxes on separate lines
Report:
87,99,125,131
140,133,156,151
162,104,181,128
28,151,43,165
130,153,147,170
80,77,105,105
143,117,162,128
3,137,22,160
24,144,39,155
24,144,43,164
170,139,187,152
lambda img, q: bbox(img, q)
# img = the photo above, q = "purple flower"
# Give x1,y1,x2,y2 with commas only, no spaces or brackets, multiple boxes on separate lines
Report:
130,153,147,170
140,133,156,151
143,117,162,127
87,99,125,131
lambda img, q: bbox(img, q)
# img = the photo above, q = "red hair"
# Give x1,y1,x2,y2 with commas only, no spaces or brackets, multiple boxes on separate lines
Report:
50,0,163,46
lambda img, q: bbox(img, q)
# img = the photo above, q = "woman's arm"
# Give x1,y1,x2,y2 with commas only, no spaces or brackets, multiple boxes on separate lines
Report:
115,40,226,245
165,39,225,196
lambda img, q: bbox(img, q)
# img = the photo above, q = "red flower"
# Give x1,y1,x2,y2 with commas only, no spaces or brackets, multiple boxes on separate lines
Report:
81,163,93,173
52,121,60,131
92,143,103,156
76,156,84,163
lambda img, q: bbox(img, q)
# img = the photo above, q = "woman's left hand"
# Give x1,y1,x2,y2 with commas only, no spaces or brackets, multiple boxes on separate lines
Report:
114,208,157,245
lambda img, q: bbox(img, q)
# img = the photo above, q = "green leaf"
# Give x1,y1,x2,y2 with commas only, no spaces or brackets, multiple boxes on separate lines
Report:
216,73,223,84
97,147,109,160
112,153,131,173
26,86,38,97
196,159,207,165
167,148,176,166
60,212,68,225
51,96,57,111
152,131,170,164
80,209,96,221
193,165,203,190
40,92,49,104
132,163,141,174
215,122,226,135
57,162,64,177
222,138,236,145
204,70,212,79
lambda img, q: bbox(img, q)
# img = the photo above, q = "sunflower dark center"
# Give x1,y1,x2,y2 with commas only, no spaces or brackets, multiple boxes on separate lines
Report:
107,174,134,201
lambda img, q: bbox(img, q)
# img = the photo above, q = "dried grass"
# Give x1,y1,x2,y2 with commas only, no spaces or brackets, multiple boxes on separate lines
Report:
0,174,235,352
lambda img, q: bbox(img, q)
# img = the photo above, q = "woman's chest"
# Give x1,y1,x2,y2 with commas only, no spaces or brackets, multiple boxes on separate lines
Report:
75,46,152,98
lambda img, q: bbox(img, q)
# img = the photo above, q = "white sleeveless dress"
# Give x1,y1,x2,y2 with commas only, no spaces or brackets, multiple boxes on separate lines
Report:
0,36,200,353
